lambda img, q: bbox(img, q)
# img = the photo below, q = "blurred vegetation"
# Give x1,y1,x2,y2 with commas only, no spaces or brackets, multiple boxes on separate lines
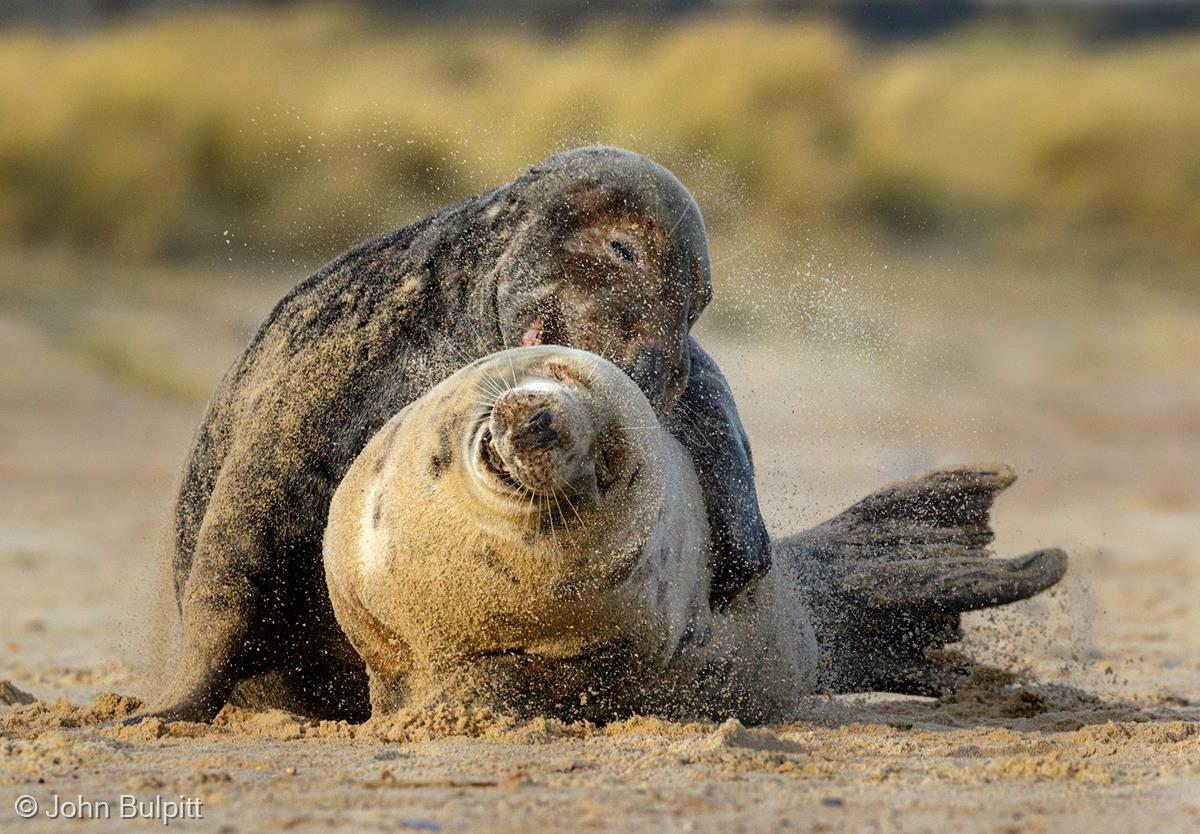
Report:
0,3,1197,275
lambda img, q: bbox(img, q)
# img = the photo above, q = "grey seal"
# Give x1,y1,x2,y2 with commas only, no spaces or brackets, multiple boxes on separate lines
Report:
145,147,769,723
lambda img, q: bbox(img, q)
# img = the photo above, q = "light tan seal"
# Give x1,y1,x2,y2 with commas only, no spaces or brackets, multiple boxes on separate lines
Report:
323,345,1069,722
323,345,817,722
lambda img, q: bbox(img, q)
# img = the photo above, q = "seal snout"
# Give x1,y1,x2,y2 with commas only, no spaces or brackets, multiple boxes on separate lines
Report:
509,406,558,449
484,380,599,504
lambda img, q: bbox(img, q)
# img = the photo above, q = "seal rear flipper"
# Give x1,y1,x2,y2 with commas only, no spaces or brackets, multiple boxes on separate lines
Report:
774,464,1068,695
839,548,1067,612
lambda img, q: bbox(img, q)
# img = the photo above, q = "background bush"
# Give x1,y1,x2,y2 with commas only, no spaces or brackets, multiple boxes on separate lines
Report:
0,4,1197,275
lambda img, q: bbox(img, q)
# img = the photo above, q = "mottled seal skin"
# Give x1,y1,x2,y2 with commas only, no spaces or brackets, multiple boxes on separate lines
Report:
323,346,818,723
149,146,768,723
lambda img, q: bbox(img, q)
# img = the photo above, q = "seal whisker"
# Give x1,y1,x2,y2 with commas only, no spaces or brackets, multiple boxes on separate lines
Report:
524,481,539,529
710,240,758,271
474,373,507,401
551,471,588,530
455,341,479,365
472,385,506,416
469,398,500,412
507,483,536,524
468,407,494,432
542,491,562,552
504,352,520,390
668,399,715,451
536,491,548,540
541,491,554,546
549,482,571,535
472,374,501,396
474,377,505,401
597,331,619,366
479,366,510,392
664,200,691,242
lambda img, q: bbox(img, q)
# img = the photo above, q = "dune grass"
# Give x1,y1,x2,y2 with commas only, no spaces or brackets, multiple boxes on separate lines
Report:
0,4,1197,276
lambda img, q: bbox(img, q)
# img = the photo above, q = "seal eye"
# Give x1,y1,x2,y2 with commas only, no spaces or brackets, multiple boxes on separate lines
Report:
609,239,638,266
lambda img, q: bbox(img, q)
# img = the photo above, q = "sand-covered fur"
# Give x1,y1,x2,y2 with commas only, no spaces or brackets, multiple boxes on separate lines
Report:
151,147,769,724
324,346,815,722
323,347,1067,723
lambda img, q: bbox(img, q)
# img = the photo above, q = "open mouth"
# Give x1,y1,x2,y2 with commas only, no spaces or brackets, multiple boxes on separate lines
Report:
520,316,545,347
519,305,561,348
478,428,517,488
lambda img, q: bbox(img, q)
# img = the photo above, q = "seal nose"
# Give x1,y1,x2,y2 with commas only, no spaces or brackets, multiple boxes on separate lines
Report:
509,407,558,450
486,382,599,503
489,386,575,478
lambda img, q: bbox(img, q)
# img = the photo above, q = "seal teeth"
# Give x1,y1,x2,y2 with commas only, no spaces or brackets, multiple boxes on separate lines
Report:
480,429,515,485
520,316,545,347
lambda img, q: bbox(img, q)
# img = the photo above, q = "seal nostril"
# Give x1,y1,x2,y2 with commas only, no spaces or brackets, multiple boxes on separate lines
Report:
511,407,558,447
530,407,553,434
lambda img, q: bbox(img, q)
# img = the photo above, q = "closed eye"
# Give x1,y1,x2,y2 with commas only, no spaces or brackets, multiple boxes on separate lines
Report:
609,239,638,266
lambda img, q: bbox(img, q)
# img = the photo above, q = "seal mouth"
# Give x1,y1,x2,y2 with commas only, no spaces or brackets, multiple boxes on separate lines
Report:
520,316,545,347
478,427,517,488
519,303,562,348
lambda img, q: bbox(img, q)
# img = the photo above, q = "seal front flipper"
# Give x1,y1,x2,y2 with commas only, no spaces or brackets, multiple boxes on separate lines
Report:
128,458,272,724
668,338,770,609
776,464,1068,695
140,431,371,725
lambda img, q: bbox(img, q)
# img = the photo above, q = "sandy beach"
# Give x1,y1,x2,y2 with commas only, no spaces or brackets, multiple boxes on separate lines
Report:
2,252,1198,832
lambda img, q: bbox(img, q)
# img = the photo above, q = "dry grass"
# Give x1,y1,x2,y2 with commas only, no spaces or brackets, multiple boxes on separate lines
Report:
0,5,1197,276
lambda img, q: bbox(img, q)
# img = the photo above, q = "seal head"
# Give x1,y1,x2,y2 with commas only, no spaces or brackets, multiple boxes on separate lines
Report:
494,146,713,414
324,346,712,715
